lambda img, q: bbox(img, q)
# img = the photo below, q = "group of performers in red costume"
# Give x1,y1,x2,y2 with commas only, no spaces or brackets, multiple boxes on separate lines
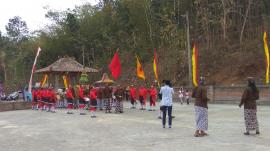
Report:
31,83,159,117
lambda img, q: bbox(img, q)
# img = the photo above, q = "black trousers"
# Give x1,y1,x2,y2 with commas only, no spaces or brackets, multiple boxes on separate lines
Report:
130,98,135,105
162,106,172,126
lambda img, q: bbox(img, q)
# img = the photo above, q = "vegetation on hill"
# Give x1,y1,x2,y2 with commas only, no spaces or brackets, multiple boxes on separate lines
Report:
0,0,270,91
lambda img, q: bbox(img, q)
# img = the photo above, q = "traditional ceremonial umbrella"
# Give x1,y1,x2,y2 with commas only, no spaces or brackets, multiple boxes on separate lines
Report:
94,73,115,86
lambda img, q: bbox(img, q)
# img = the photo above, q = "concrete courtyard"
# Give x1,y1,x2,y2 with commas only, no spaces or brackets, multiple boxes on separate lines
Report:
0,102,270,151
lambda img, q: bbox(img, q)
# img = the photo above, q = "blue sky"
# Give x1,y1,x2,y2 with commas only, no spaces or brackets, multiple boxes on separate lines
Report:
0,0,98,33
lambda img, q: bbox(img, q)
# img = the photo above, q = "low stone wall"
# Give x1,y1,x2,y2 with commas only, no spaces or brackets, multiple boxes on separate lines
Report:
174,85,270,105
0,101,31,112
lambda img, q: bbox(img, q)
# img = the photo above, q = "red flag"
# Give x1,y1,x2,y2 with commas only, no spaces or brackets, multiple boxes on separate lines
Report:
109,51,121,79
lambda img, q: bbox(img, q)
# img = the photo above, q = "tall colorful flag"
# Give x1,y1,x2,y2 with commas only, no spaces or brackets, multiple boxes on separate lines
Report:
40,74,48,87
153,49,160,86
263,31,270,84
62,75,69,89
28,47,42,92
109,51,121,79
136,55,146,80
192,44,199,87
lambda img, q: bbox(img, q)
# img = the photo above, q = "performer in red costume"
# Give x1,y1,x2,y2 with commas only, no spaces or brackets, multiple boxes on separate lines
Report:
138,86,148,110
149,85,157,111
129,85,137,109
66,85,75,114
78,85,86,115
89,87,97,118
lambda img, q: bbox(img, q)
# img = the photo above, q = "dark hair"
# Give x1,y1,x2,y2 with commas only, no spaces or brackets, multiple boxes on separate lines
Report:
165,80,171,86
248,80,258,94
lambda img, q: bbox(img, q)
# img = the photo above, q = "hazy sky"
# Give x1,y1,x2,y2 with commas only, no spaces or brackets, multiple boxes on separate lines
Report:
0,0,98,33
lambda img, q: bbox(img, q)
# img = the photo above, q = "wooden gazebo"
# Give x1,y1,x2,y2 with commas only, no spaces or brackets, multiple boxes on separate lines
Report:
35,57,98,88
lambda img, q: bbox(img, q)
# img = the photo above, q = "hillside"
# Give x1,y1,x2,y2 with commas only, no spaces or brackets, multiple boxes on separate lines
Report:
1,0,270,90
114,43,265,87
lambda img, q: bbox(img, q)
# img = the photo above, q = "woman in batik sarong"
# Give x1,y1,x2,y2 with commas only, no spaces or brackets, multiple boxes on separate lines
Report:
114,85,125,113
239,77,260,135
103,84,112,113
192,77,209,137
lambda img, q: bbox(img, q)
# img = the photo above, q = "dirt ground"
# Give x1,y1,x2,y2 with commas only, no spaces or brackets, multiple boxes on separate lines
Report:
0,102,270,151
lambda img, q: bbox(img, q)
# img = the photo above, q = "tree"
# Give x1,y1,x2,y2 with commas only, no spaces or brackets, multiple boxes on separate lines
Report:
5,16,29,42
0,51,7,83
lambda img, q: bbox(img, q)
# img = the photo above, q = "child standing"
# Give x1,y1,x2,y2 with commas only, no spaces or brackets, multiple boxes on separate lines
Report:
178,87,184,105
185,89,190,105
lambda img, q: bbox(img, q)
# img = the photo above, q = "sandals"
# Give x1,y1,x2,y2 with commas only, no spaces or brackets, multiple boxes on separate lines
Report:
194,133,202,137
200,132,208,136
194,131,208,137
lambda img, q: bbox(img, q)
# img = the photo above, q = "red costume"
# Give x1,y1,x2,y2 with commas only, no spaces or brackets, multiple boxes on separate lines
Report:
38,89,46,110
49,89,57,112
66,88,74,109
78,86,86,114
78,86,84,100
44,89,51,109
36,89,41,100
49,90,56,103
130,87,137,100
89,88,97,112
149,88,157,107
130,87,137,107
90,89,97,100
139,87,148,105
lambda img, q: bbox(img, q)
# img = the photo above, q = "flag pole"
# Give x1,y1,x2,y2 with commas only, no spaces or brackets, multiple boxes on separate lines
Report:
185,11,192,87
28,47,41,93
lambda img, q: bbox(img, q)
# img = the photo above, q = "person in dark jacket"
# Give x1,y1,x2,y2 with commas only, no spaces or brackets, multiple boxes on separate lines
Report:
192,77,209,137
239,77,260,135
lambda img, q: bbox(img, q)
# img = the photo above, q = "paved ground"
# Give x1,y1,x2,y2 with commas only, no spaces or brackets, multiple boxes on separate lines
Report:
0,102,270,151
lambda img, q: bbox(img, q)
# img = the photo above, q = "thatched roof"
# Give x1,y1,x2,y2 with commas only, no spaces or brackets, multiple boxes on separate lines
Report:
35,57,98,73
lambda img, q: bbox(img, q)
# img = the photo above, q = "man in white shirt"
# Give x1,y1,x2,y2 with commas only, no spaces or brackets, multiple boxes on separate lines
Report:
160,80,174,128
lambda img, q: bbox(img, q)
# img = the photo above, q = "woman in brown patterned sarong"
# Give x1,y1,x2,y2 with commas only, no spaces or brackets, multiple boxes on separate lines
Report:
192,77,209,137
239,77,260,135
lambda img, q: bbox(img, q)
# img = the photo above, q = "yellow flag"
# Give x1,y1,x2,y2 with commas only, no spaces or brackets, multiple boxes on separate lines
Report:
40,74,48,87
63,75,69,89
136,55,146,80
153,49,160,86
192,45,198,87
264,32,270,84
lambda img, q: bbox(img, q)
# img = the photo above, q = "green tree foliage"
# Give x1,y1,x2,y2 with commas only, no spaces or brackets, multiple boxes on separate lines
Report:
5,16,29,42
1,0,270,91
